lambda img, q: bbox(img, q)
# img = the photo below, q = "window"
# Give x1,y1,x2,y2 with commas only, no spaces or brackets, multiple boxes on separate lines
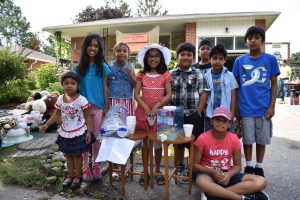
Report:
199,37,215,46
198,36,248,51
235,36,247,50
217,37,233,50
159,35,170,49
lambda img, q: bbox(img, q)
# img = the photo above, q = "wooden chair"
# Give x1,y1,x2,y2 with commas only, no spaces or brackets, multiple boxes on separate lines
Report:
108,129,149,197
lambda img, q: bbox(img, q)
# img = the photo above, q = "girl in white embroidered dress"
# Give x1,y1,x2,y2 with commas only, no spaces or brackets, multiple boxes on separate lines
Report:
40,71,92,188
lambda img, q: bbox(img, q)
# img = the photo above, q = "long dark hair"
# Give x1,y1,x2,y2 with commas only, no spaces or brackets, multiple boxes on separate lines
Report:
78,33,105,76
142,49,167,74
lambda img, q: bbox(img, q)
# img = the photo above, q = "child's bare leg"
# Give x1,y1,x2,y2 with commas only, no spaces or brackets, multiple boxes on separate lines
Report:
73,154,83,183
177,145,185,165
256,144,266,163
243,144,253,162
66,154,74,179
226,174,267,195
196,175,242,200
154,147,162,172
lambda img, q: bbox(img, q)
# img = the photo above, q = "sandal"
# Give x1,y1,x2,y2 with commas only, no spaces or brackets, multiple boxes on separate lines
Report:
112,171,120,181
154,175,165,185
138,173,150,186
70,176,82,189
62,177,73,187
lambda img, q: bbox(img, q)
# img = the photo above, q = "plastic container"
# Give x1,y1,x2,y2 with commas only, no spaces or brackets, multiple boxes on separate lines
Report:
156,106,184,140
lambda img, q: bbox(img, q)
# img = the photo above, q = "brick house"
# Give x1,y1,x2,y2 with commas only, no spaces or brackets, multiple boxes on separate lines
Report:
43,11,280,70
10,45,57,69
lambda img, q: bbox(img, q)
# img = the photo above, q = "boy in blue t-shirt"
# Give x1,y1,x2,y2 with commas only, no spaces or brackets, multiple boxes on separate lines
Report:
232,26,280,177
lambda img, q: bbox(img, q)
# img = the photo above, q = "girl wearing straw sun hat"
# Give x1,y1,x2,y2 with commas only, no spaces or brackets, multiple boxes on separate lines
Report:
135,44,172,186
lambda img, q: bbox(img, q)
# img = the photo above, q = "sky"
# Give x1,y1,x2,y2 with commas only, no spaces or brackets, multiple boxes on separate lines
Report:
13,0,300,56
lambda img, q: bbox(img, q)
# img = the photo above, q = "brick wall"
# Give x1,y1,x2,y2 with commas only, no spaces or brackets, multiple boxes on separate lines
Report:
171,32,185,50
26,60,50,69
255,19,266,30
185,23,196,46
255,19,266,52
70,37,84,66
106,35,116,62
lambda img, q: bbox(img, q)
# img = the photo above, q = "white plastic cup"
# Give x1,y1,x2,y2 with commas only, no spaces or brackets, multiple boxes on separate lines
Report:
126,116,136,124
127,123,136,134
147,116,156,126
183,124,194,137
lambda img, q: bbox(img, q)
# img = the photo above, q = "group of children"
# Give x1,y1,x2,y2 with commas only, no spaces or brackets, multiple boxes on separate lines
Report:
39,25,279,200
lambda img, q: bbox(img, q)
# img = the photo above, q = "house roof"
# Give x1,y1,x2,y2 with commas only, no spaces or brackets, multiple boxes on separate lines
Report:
11,46,57,63
43,11,280,40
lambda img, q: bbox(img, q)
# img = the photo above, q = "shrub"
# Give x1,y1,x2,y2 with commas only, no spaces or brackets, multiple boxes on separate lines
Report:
46,82,64,94
35,63,60,90
25,75,37,90
0,79,31,104
0,47,28,83
168,50,178,71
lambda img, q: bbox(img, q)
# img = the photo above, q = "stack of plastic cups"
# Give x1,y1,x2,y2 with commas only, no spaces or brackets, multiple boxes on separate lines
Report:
126,116,136,135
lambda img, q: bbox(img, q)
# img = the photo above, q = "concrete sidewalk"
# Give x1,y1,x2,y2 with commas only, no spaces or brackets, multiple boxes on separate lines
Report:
1,100,300,200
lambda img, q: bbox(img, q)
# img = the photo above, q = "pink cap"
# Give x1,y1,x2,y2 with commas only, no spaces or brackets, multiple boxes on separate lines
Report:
212,107,231,120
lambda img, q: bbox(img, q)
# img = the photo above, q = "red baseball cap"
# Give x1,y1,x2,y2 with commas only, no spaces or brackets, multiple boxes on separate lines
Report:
212,107,231,120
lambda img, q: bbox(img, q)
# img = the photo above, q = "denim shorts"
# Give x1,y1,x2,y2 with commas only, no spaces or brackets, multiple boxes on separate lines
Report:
241,117,273,145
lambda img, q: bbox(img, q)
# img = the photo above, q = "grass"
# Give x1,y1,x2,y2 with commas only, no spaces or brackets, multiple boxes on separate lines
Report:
0,145,47,189
0,145,122,199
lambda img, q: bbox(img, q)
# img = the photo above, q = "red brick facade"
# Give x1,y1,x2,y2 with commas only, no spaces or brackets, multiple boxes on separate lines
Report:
185,23,196,46
255,19,266,51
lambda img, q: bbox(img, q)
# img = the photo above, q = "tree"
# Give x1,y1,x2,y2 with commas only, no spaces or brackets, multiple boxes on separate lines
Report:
42,34,70,61
73,3,132,23
291,52,300,63
104,0,132,17
273,51,282,61
0,0,30,46
136,0,168,16
23,32,42,51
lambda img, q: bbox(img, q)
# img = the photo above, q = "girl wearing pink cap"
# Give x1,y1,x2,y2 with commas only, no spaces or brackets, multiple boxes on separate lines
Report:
194,107,269,200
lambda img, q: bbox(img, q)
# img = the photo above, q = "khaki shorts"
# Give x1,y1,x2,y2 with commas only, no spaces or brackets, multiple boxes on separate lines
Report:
241,117,273,145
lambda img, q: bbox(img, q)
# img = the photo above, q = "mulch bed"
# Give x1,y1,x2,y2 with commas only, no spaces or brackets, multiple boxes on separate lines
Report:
0,102,19,109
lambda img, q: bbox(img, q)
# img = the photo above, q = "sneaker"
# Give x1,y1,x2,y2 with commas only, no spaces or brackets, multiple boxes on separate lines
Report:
254,167,265,177
92,165,102,180
82,167,93,182
244,166,254,174
177,164,189,184
242,191,269,200
176,164,184,176
255,191,269,200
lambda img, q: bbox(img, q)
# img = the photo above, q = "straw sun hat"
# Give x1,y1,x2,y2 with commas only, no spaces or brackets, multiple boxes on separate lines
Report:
137,44,171,67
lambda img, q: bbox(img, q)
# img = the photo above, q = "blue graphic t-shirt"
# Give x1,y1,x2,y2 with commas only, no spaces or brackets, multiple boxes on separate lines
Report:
232,53,280,117
212,72,222,110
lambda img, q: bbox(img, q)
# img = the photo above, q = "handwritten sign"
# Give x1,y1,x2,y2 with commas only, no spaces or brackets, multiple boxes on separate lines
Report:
128,42,149,52
122,33,148,43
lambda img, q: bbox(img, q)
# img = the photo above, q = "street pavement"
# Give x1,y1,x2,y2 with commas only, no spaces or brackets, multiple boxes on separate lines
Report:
0,99,300,200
